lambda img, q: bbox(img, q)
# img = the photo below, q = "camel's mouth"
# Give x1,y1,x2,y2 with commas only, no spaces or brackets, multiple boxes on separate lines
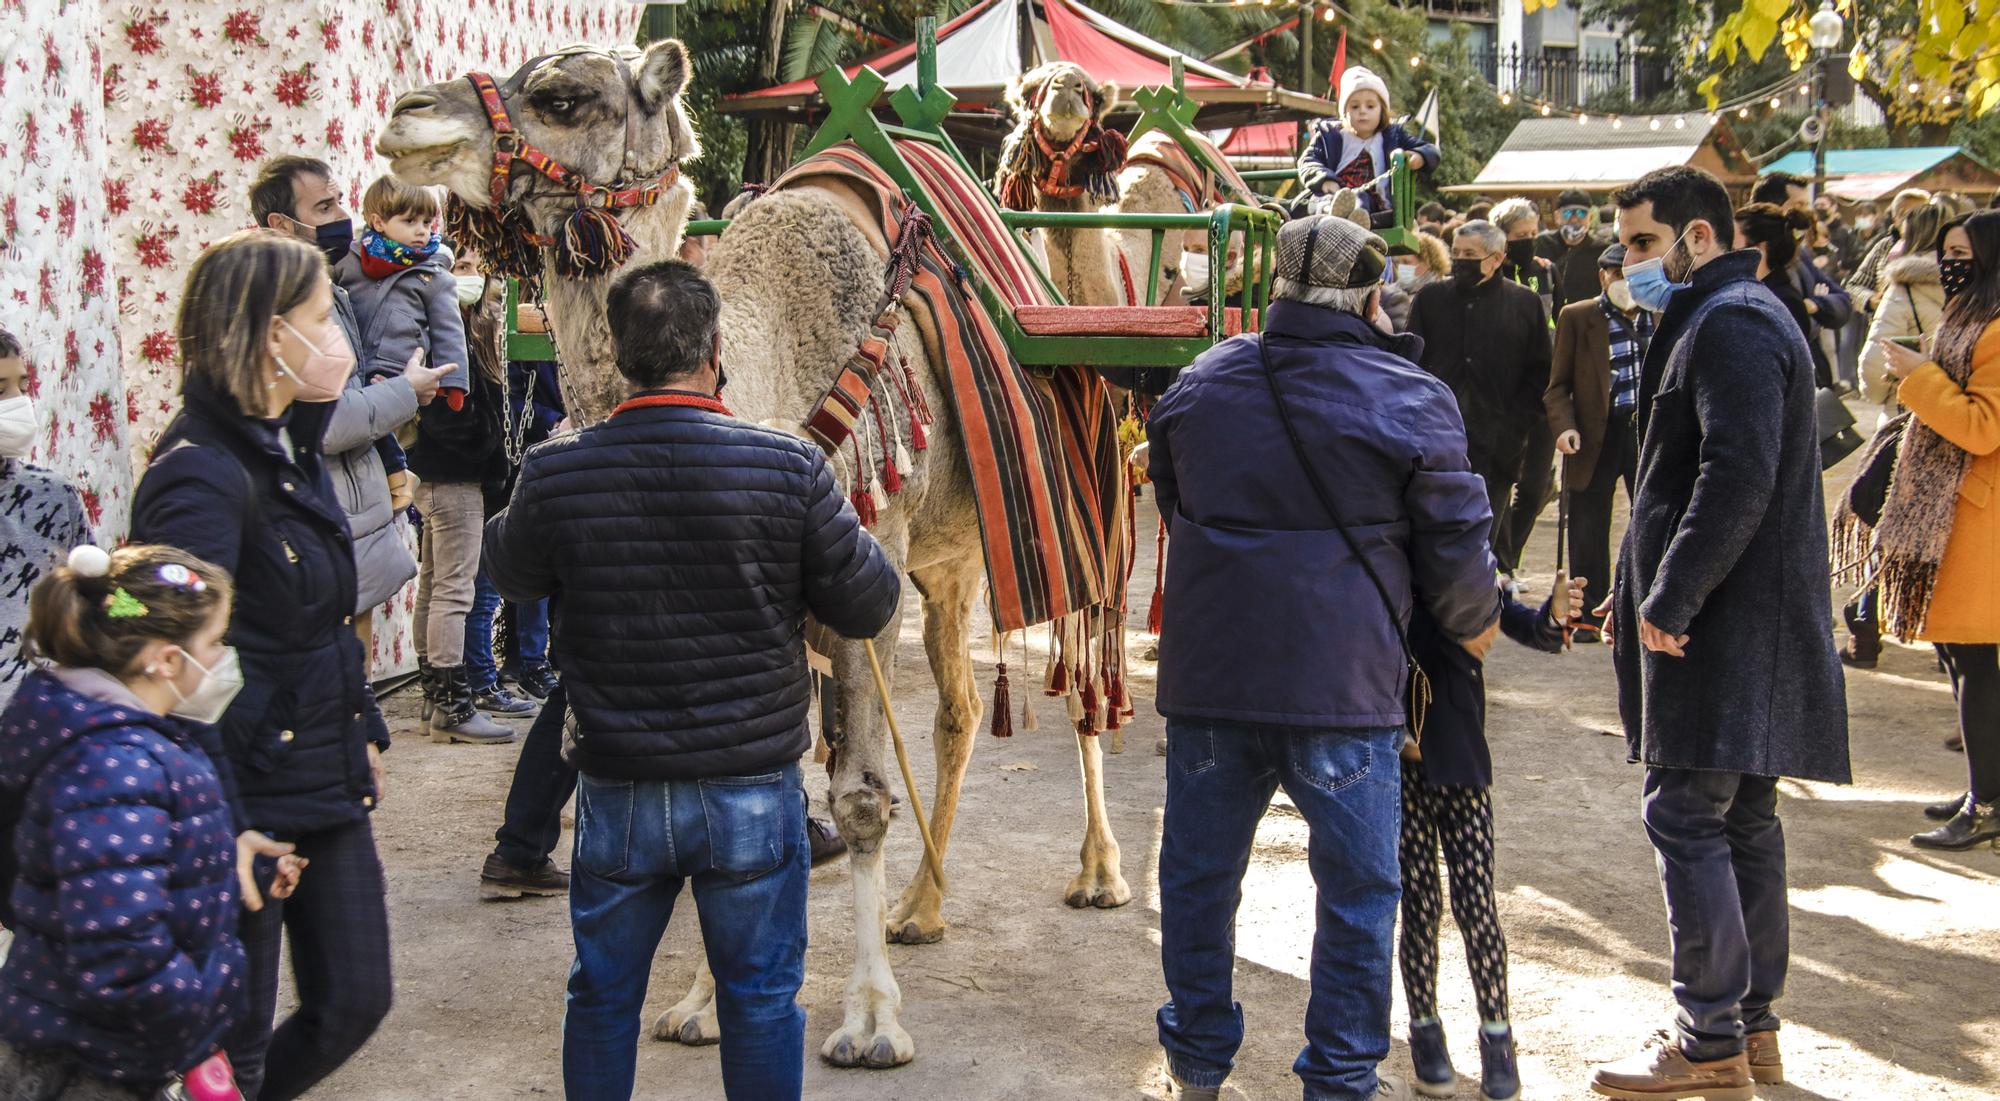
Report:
376,140,477,186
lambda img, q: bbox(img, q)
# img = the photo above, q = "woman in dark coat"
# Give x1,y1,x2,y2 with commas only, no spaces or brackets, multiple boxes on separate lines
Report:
1737,203,1835,389
131,229,395,1101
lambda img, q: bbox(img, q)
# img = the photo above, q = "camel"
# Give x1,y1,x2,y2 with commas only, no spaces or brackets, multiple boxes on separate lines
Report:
994,62,1131,309
376,39,1132,1070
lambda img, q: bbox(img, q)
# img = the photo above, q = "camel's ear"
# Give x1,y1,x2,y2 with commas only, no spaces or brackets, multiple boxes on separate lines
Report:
636,38,692,112
1094,81,1121,123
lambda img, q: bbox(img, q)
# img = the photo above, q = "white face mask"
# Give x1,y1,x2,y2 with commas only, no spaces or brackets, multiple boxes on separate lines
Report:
167,646,245,725
0,395,36,460
1179,250,1211,287
455,274,486,308
1605,279,1637,313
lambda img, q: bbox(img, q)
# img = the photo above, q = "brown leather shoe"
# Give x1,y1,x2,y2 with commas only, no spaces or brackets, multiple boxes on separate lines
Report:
1745,1031,1783,1085
1590,1031,1753,1101
807,815,848,867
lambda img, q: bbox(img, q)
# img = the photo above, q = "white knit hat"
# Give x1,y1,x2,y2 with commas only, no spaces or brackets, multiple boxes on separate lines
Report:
1338,65,1391,118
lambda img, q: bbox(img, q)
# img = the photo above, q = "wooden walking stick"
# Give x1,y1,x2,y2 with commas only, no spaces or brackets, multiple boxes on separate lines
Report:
1555,453,1573,650
862,638,947,893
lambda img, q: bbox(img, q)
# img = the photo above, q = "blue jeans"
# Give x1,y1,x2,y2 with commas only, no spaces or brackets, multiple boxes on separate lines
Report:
563,763,809,1101
1641,768,1788,1062
512,598,550,670
1158,720,1403,1101
466,568,502,691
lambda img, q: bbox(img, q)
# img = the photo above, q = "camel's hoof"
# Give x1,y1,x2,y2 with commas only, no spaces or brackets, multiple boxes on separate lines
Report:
652,1007,720,1046
1064,867,1133,910
886,917,946,945
821,1023,914,1068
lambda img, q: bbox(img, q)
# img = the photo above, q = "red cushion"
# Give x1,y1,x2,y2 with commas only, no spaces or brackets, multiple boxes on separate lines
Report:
1013,305,1253,339
1014,305,1209,338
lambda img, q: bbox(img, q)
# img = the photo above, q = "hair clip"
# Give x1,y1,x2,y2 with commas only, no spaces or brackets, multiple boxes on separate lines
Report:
105,588,150,619
158,563,206,593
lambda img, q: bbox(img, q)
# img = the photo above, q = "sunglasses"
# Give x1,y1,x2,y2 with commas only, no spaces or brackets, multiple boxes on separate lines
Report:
1558,207,1591,219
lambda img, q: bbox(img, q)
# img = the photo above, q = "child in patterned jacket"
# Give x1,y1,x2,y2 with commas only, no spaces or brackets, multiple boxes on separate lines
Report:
0,543,301,1099
0,328,94,701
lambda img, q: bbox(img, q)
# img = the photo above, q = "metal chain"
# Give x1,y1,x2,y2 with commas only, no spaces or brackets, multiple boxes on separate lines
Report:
503,293,553,467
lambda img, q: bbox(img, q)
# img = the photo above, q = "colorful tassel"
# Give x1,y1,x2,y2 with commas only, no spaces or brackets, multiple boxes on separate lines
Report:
553,205,641,280
1146,516,1167,635
873,400,903,494
895,441,913,479
991,661,1013,739
852,487,877,527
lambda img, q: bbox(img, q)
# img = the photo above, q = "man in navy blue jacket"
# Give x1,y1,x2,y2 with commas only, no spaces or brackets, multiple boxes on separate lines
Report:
1147,214,1501,1101
484,260,900,1101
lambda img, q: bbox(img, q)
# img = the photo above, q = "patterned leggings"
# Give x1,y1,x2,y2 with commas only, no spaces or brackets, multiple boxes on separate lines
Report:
1398,759,1510,1023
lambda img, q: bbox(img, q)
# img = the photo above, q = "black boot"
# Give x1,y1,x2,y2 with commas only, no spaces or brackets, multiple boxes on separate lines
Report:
1926,793,1971,821
479,853,569,900
417,658,437,727
430,666,517,744
1911,800,2000,850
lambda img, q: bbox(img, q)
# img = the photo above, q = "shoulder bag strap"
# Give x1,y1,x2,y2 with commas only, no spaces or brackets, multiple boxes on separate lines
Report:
1255,335,1433,739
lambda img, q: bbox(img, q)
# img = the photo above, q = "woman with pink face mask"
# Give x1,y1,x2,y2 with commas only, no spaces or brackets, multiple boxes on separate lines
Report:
131,229,395,1101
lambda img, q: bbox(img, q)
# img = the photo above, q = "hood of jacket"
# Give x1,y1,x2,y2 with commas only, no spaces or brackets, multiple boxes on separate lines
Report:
1885,253,1940,287
0,668,180,806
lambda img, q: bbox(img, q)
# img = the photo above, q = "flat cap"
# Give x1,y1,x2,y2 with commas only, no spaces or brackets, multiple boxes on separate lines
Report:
1275,214,1388,290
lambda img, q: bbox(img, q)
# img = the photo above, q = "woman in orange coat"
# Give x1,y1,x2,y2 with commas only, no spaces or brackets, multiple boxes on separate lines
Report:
1877,210,2000,851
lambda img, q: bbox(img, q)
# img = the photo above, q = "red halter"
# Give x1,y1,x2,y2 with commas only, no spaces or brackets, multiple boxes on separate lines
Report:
466,70,681,234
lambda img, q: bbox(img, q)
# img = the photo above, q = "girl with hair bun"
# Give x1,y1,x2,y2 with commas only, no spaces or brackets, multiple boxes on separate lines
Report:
0,544,299,1099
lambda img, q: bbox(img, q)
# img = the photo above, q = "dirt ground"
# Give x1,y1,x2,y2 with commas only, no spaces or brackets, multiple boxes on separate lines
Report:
307,468,2000,1101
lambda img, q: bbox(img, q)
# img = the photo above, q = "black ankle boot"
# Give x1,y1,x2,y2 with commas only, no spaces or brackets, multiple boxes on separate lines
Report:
1925,793,1971,821
1911,800,2000,850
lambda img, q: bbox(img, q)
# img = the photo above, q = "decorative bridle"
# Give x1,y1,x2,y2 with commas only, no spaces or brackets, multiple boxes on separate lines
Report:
444,52,685,288
995,76,1128,211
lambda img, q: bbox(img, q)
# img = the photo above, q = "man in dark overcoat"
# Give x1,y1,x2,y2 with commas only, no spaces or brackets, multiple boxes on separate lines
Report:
1590,166,1850,1101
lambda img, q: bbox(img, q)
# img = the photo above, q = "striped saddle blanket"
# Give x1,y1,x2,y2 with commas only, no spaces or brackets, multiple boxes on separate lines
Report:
771,140,1135,733
1124,129,1255,212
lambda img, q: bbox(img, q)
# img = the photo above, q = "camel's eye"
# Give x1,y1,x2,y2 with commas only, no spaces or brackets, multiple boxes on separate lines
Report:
548,98,575,114
533,88,592,116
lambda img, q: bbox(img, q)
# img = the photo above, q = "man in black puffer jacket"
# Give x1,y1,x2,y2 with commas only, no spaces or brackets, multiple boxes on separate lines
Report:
484,259,899,1101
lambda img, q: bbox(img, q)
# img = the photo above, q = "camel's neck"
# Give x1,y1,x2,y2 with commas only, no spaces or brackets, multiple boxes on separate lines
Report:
536,186,693,427
1036,192,1123,307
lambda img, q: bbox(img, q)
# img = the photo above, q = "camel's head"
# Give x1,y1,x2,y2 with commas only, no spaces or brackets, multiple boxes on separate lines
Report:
995,63,1128,211
375,40,699,272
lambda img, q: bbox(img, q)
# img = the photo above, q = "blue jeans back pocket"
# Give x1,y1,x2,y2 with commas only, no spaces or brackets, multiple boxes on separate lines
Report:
698,771,800,882
1288,731,1375,795
575,776,635,878
1167,723,1218,776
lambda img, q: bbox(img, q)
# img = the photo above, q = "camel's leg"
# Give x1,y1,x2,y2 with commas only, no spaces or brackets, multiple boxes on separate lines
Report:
885,561,983,945
820,616,914,1069
652,956,718,1046
1064,727,1132,909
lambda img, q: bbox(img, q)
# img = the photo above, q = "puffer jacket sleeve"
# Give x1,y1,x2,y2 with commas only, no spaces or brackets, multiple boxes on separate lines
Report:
483,461,556,605
47,738,237,1074
322,373,419,457
799,449,900,639
1403,387,1501,642
1297,122,1341,195
132,445,246,578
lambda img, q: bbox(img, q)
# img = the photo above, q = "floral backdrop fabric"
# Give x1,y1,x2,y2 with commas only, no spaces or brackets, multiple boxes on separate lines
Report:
3,0,639,677
1,0,132,540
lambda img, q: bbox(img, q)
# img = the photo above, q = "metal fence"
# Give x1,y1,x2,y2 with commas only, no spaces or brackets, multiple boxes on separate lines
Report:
1474,43,1672,109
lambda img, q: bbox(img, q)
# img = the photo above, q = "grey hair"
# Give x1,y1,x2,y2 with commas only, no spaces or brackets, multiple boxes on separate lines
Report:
1489,198,1538,233
1273,277,1377,315
1453,219,1506,256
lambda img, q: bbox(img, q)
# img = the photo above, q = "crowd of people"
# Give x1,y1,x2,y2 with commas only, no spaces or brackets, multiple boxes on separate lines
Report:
0,87,1993,1101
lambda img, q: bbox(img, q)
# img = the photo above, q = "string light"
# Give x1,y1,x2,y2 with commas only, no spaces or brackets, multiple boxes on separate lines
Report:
1371,36,1383,50
1738,106,1750,117
1649,117,1661,130
1321,7,1335,20
1610,116,1622,128
1798,83,1811,96
1908,81,1922,92
1675,116,1688,129
1500,91,1512,106
1409,54,1421,67
1578,112,1588,124
1944,92,1955,105
1768,96,1781,109
1541,103,1552,116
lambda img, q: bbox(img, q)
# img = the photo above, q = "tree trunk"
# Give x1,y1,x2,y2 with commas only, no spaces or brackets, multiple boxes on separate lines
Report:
743,0,795,185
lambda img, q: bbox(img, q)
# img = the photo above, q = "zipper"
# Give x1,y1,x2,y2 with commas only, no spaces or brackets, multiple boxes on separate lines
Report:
281,539,300,564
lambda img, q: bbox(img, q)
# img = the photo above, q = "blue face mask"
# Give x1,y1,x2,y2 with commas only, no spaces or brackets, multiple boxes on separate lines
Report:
1621,225,1694,312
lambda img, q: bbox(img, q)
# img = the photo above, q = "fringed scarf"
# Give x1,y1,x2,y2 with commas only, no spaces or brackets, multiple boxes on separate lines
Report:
357,229,441,279
995,119,1129,211
1832,318,1982,641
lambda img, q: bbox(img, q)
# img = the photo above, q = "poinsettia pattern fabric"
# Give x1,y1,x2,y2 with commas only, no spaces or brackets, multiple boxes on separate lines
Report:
0,0,132,539
99,0,639,674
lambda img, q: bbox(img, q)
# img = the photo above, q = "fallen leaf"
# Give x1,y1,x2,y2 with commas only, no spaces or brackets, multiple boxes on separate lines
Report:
1001,761,1038,772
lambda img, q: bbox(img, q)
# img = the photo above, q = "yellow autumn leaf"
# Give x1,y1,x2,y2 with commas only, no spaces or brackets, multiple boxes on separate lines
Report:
1697,73,1723,108
1849,44,1869,79
1951,23,1985,60
1753,0,1791,19
1977,55,2000,81
1740,13,1781,58
1981,81,2000,114
1935,0,1967,41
